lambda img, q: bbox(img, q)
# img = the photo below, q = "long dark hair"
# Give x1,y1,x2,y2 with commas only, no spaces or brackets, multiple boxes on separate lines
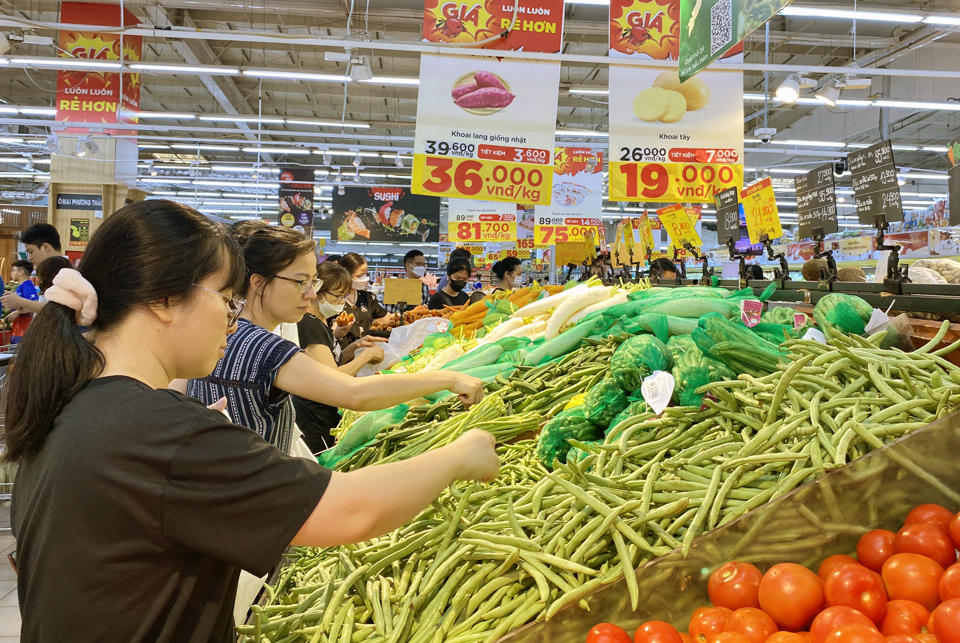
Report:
233,223,316,300
36,256,72,292
2,200,244,462
317,261,351,296
492,257,521,280
337,252,367,275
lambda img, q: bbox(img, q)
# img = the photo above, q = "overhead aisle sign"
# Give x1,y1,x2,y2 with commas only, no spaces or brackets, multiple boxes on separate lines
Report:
849,141,903,225
534,148,604,246
741,177,782,244
657,203,702,249
794,163,838,240
423,0,565,53
412,55,560,206
608,0,743,204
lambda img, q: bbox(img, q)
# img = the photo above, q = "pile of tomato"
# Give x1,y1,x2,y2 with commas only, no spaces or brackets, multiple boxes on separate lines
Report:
586,504,960,643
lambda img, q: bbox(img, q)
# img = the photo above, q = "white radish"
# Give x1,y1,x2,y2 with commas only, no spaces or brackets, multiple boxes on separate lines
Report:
422,342,466,371
544,286,611,340
511,284,589,319
564,291,629,328
503,315,549,339
477,317,524,345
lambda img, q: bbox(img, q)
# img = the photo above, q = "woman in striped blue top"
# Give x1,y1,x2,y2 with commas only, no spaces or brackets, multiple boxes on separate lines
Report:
186,223,483,454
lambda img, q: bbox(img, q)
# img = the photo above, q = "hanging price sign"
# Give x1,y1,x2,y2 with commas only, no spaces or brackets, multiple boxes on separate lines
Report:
447,212,517,242
534,216,603,245
503,248,532,259
516,237,544,252
636,214,654,263
609,161,743,204
657,204,702,249
741,177,782,244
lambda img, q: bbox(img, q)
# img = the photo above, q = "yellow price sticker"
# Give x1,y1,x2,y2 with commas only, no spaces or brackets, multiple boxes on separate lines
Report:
447,218,517,243
657,204,703,249
534,217,603,245
412,154,553,205
609,161,743,203
741,177,782,244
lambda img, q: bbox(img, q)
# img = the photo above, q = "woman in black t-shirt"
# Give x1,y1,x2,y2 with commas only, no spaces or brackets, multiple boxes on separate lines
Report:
294,262,386,453
337,252,393,346
428,257,472,310
4,201,500,643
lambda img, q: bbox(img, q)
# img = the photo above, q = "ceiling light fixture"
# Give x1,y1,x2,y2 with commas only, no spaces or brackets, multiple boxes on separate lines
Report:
131,63,240,75
83,138,100,155
338,185,345,195
925,15,960,25
780,6,923,23
335,169,342,182
75,139,87,157
170,144,242,152
395,156,404,169
10,57,121,70
815,79,841,106
45,134,60,154
137,111,198,120
200,115,285,124
360,77,420,86
242,70,345,82
286,119,370,129
18,106,57,116
775,74,816,102
873,100,960,112
323,152,333,166
349,57,374,82
241,147,311,155
352,153,362,167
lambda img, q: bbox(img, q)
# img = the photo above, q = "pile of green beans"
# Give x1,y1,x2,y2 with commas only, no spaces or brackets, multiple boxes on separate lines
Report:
242,326,960,643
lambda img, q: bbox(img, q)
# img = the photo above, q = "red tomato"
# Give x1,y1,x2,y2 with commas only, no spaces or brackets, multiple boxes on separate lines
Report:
884,636,921,643
765,634,807,643
689,606,732,643
634,622,683,643
822,623,885,643
950,512,960,551
824,564,888,624
759,564,825,631
931,598,960,643
587,623,634,643
882,553,945,612
795,635,813,642
880,600,931,636
914,635,938,643
724,608,779,643
713,635,751,643
859,531,898,573
905,504,955,537
680,635,693,643
818,555,860,581
941,563,960,602
809,606,877,643
896,523,958,569
926,611,935,636
710,562,763,611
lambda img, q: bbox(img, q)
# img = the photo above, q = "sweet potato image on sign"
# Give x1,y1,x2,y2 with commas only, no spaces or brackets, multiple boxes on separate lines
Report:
473,70,507,91
452,82,479,99
455,86,515,109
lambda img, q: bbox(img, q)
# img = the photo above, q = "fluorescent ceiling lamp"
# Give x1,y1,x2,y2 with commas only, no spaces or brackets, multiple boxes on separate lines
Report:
845,143,870,149
211,165,280,173
923,146,950,153
891,145,919,151
361,77,420,86
18,107,56,115
139,144,170,149
138,111,197,120
564,0,611,4
0,137,24,144
286,119,370,129
314,151,382,158
556,129,609,137
903,200,938,205
924,15,960,25
140,177,189,183
873,100,960,112
200,115,285,124
836,99,874,106
780,6,923,23
243,70,344,82
131,63,240,75
170,144,241,152
899,173,949,180
774,140,846,148
193,180,250,187
0,106,17,114
242,147,311,155
0,172,44,178
815,79,841,106
11,57,121,70
569,88,609,95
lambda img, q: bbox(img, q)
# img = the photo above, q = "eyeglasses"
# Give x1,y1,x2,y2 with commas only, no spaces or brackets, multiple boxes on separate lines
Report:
322,291,348,304
275,275,323,294
194,284,246,326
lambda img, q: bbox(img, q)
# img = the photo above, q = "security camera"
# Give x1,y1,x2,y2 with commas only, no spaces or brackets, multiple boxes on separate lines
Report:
754,128,777,144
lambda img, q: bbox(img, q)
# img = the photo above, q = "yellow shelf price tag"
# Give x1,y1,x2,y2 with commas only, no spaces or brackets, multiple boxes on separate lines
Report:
534,217,603,245
447,214,517,243
413,154,553,205
657,204,703,249
609,161,743,204
741,177,782,244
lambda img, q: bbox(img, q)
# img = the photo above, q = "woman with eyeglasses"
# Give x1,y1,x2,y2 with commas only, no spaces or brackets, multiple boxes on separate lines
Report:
5,201,499,641
293,261,387,453
337,252,394,347
185,224,484,454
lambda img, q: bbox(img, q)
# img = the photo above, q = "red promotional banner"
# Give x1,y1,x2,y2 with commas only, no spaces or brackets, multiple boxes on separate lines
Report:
423,0,564,53
57,2,141,125
609,0,742,60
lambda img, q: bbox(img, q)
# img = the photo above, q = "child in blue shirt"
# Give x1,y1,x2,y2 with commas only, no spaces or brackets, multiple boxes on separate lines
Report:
6,260,39,344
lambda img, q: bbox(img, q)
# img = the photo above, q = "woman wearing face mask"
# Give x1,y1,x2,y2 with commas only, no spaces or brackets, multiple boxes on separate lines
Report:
293,262,387,453
185,226,483,454
338,252,393,346
491,257,523,292
6,201,500,642
428,258,472,310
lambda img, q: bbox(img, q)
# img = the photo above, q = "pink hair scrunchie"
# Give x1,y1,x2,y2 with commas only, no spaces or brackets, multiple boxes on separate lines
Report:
45,268,98,326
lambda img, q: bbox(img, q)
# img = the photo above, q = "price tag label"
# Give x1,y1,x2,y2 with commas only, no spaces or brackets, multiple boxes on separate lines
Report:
641,371,675,416
413,155,552,206
741,299,763,327
503,248,531,259
741,177,782,244
794,313,807,330
609,161,743,204
636,215,654,263
657,204,702,248
534,216,603,245
447,213,517,243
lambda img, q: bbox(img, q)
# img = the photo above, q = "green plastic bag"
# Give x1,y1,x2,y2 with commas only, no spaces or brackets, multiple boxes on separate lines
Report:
761,306,808,327
606,399,650,437
813,294,873,339
668,335,736,407
317,405,409,469
536,408,600,469
582,377,629,427
611,334,672,393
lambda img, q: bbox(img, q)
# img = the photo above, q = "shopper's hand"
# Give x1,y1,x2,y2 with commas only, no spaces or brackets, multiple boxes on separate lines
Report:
0,293,23,309
450,429,500,483
362,345,385,365
207,397,231,421
354,336,388,349
332,321,354,340
448,372,484,408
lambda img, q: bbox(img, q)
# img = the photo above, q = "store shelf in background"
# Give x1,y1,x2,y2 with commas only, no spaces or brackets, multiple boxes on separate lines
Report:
499,410,960,642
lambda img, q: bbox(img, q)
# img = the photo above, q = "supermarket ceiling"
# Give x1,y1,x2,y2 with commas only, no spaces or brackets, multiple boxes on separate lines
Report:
0,0,958,213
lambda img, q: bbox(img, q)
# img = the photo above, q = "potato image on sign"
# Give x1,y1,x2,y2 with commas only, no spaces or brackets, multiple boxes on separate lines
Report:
652,71,711,111
633,87,670,122
632,71,711,124
452,71,515,115
660,91,687,123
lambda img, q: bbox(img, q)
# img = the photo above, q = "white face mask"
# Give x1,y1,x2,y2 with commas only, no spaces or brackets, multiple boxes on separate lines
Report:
411,266,427,278
317,295,345,319
352,276,369,291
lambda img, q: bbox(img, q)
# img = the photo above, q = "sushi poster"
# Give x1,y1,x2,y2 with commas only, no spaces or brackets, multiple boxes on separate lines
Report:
278,168,315,232
332,187,441,243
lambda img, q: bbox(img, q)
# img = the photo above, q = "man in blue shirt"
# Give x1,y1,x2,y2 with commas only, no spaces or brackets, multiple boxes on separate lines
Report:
6,259,39,344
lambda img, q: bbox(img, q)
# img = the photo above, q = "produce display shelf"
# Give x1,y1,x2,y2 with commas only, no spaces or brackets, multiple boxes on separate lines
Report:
497,410,960,642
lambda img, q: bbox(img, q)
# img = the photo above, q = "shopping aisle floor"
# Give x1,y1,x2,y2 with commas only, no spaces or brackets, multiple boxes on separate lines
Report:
0,501,20,641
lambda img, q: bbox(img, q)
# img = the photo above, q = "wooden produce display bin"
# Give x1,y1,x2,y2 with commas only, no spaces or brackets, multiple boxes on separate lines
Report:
498,410,960,642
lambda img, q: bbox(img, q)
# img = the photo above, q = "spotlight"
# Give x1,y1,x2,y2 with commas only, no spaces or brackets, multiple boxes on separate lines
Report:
352,153,362,167
74,138,87,157
349,57,374,82
776,74,801,103
25,156,33,170
335,168,342,182
323,152,333,166
83,138,100,155
834,159,848,176
395,156,404,169
354,167,360,180
338,185,345,196
816,79,841,106
45,134,60,154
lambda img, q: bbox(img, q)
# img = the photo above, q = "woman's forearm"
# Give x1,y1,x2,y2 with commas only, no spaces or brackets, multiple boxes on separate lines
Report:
347,371,458,411
338,357,368,377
